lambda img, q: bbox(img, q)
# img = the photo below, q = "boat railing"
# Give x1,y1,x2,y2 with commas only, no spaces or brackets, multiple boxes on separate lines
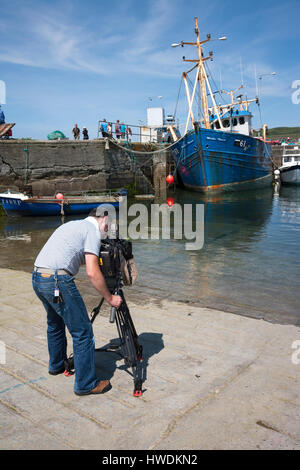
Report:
27,189,125,201
59,189,120,197
283,147,300,157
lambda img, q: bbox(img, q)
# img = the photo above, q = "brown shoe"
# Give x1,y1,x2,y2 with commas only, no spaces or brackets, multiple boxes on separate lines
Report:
75,380,111,396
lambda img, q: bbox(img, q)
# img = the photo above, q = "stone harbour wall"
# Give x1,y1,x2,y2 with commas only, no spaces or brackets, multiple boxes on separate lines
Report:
0,138,280,197
0,139,163,195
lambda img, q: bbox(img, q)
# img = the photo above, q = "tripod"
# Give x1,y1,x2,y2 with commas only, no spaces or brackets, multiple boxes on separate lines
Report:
64,270,143,397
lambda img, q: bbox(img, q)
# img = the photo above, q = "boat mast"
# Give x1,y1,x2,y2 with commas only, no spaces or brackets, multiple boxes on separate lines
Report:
181,18,224,132
195,18,210,129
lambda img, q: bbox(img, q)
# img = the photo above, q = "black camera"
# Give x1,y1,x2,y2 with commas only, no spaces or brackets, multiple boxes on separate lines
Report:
99,235,134,291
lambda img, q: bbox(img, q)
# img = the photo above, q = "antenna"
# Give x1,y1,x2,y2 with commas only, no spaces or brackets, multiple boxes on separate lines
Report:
254,64,258,97
240,57,244,86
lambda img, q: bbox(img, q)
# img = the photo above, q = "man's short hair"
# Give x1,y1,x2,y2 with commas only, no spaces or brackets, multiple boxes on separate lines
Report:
89,205,110,218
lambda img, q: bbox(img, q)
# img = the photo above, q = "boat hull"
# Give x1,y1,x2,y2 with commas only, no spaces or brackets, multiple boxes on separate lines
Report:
170,128,273,193
0,197,120,216
280,166,300,184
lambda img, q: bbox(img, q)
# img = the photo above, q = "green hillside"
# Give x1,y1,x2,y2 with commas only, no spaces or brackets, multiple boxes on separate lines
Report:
267,127,300,140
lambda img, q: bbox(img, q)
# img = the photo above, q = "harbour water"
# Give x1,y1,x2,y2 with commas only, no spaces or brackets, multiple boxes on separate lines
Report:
0,186,299,326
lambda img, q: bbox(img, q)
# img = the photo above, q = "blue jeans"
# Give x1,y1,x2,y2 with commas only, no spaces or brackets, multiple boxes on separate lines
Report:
32,271,99,394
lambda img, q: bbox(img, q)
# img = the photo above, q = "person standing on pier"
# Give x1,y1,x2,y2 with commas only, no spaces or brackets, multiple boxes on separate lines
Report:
115,120,121,139
101,119,108,137
82,127,89,140
120,122,126,139
107,122,112,138
72,124,80,140
127,126,132,142
0,107,5,124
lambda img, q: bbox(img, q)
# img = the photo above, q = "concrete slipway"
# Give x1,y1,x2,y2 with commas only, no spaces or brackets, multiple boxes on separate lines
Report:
0,267,299,450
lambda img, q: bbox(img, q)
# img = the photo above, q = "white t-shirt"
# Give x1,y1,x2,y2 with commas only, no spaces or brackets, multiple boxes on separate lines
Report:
34,217,101,275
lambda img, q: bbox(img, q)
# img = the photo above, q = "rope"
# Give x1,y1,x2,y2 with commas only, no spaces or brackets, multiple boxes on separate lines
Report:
106,134,186,156
204,62,227,105
171,144,186,177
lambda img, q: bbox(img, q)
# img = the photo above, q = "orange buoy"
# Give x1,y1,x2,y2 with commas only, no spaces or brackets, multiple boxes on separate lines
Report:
166,197,175,207
56,193,64,200
166,174,174,184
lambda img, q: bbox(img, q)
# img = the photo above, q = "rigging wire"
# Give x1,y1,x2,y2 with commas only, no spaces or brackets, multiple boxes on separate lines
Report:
204,62,227,105
185,73,204,126
173,75,183,121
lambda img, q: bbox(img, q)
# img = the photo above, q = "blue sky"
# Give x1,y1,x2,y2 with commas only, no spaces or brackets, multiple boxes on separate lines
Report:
0,0,299,139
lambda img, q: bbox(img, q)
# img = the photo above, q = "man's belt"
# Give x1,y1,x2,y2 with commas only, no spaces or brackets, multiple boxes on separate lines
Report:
34,267,72,275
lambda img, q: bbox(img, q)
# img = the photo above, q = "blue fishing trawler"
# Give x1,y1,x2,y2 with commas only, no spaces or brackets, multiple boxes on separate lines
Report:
168,18,273,193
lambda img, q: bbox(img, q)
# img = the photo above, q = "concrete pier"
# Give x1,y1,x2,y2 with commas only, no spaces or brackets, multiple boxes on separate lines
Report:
0,267,299,450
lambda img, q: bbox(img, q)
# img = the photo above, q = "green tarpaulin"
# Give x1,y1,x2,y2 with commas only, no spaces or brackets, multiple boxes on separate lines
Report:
47,130,66,140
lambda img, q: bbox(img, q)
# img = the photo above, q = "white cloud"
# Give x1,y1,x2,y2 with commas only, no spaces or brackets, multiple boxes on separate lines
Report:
0,0,181,78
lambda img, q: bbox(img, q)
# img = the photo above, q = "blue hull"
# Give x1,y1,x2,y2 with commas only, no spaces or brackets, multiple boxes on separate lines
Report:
0,198,120,216
170,128,273,192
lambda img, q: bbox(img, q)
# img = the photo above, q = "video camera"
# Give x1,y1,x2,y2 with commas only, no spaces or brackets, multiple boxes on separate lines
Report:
99,224,136,292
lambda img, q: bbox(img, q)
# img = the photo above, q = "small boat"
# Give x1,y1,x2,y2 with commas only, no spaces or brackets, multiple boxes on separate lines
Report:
279,145,300,184
0,191,127,216
168,18,273,193
0,189,29,200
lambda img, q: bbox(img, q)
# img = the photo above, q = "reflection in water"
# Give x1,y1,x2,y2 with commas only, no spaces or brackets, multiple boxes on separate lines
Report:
0,215,86,273
0,187,299,325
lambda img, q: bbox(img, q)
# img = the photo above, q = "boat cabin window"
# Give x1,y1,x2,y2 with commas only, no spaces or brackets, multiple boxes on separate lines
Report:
223,119,230,128
239,117,245,125
215,121,221,129
233,118,238,127
284,157,290,162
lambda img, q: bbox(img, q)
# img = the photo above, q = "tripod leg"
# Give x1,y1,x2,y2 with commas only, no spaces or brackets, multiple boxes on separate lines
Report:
133,364,143,397
64,355,74,376
115,304,144,397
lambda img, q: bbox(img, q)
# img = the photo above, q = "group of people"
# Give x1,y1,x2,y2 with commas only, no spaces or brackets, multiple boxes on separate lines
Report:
72,120,134,141
72,124,89,140
100,119,132,141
